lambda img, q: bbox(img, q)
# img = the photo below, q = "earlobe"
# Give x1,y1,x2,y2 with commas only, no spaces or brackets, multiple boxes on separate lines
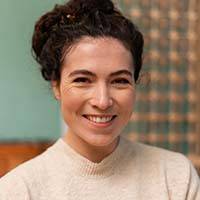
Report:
51,81,61,100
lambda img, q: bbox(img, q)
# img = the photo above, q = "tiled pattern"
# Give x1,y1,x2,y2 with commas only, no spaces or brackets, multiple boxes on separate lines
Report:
117,0,200,164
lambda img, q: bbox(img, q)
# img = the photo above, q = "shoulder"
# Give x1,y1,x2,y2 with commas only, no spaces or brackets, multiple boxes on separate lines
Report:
0,150,48,198
122,136,189,166
122,136,200,199
0,139,65,198
0,153,43,199
0,169,30,199
124,137,193,176
134,141,192,179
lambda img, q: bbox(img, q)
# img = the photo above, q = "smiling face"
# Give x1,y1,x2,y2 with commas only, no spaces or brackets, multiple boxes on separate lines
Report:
53,36,135,154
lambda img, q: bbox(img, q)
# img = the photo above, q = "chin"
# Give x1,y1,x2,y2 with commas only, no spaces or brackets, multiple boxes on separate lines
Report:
83,133,119,147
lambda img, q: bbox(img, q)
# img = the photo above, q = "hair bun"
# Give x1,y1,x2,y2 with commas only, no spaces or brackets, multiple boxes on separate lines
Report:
68,0,114,16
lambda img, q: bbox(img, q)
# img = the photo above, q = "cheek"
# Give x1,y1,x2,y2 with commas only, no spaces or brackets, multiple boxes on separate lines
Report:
117,90,135,114
59,86,89,115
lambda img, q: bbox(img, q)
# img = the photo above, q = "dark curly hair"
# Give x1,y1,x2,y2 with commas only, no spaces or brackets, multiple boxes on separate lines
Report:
32,0,144,83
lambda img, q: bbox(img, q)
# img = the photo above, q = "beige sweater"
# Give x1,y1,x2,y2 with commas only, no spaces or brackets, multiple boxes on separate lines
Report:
0,136,199,200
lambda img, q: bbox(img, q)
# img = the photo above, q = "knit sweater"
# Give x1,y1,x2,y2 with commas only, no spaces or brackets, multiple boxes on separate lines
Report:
0,136,199,200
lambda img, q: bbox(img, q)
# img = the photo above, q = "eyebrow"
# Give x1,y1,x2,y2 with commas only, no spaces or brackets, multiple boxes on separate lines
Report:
68,69,133,78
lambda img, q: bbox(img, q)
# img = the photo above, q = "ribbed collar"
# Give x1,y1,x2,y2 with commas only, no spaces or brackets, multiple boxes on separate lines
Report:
51,136,128,178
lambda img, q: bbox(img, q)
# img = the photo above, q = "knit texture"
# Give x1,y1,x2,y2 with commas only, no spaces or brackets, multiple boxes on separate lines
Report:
0,136,199,199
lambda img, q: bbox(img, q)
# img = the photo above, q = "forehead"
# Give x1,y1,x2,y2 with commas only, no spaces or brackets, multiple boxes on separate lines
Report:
61,36,133,73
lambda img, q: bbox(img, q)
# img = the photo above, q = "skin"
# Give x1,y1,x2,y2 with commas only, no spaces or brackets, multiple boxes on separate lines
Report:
52,36,135,163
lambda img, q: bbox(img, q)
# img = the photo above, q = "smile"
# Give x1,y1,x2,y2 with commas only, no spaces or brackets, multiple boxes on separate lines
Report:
83,115,116,123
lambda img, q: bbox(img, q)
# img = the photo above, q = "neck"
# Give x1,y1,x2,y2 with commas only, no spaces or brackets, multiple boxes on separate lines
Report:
62,131,119,163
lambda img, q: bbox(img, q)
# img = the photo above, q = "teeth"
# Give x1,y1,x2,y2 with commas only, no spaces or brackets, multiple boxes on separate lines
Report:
87,116,113,123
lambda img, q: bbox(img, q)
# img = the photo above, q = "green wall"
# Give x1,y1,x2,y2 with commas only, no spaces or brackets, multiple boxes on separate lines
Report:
0,0,65,141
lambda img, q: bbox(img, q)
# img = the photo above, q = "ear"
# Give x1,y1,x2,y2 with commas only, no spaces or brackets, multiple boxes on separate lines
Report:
51,81,61,100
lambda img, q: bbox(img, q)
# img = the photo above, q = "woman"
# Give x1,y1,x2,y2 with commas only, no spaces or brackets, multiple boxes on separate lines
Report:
0,0,199,199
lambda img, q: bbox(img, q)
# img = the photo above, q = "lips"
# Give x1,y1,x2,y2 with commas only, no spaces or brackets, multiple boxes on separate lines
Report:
83,115,116,124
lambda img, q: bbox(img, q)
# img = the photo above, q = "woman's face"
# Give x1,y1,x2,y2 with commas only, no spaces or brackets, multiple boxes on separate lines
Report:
53,36,135,149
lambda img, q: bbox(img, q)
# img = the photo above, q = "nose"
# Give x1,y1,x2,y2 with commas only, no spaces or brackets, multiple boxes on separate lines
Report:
89,83,113,110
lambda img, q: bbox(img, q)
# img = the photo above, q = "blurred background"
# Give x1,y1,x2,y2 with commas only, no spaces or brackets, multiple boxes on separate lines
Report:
0,0,200,176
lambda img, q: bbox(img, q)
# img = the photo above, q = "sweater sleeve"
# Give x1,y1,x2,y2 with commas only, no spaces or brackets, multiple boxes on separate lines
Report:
0,172,30,200
186,161,200,200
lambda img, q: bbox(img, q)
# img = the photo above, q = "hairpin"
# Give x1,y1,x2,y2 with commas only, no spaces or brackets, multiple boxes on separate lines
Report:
66,14,76,21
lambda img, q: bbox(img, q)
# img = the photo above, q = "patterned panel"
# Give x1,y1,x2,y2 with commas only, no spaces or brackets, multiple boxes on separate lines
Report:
118,0,200,162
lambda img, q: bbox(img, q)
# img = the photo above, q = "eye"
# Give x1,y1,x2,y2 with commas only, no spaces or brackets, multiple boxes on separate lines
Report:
73,77,91,83
112,78,130,84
